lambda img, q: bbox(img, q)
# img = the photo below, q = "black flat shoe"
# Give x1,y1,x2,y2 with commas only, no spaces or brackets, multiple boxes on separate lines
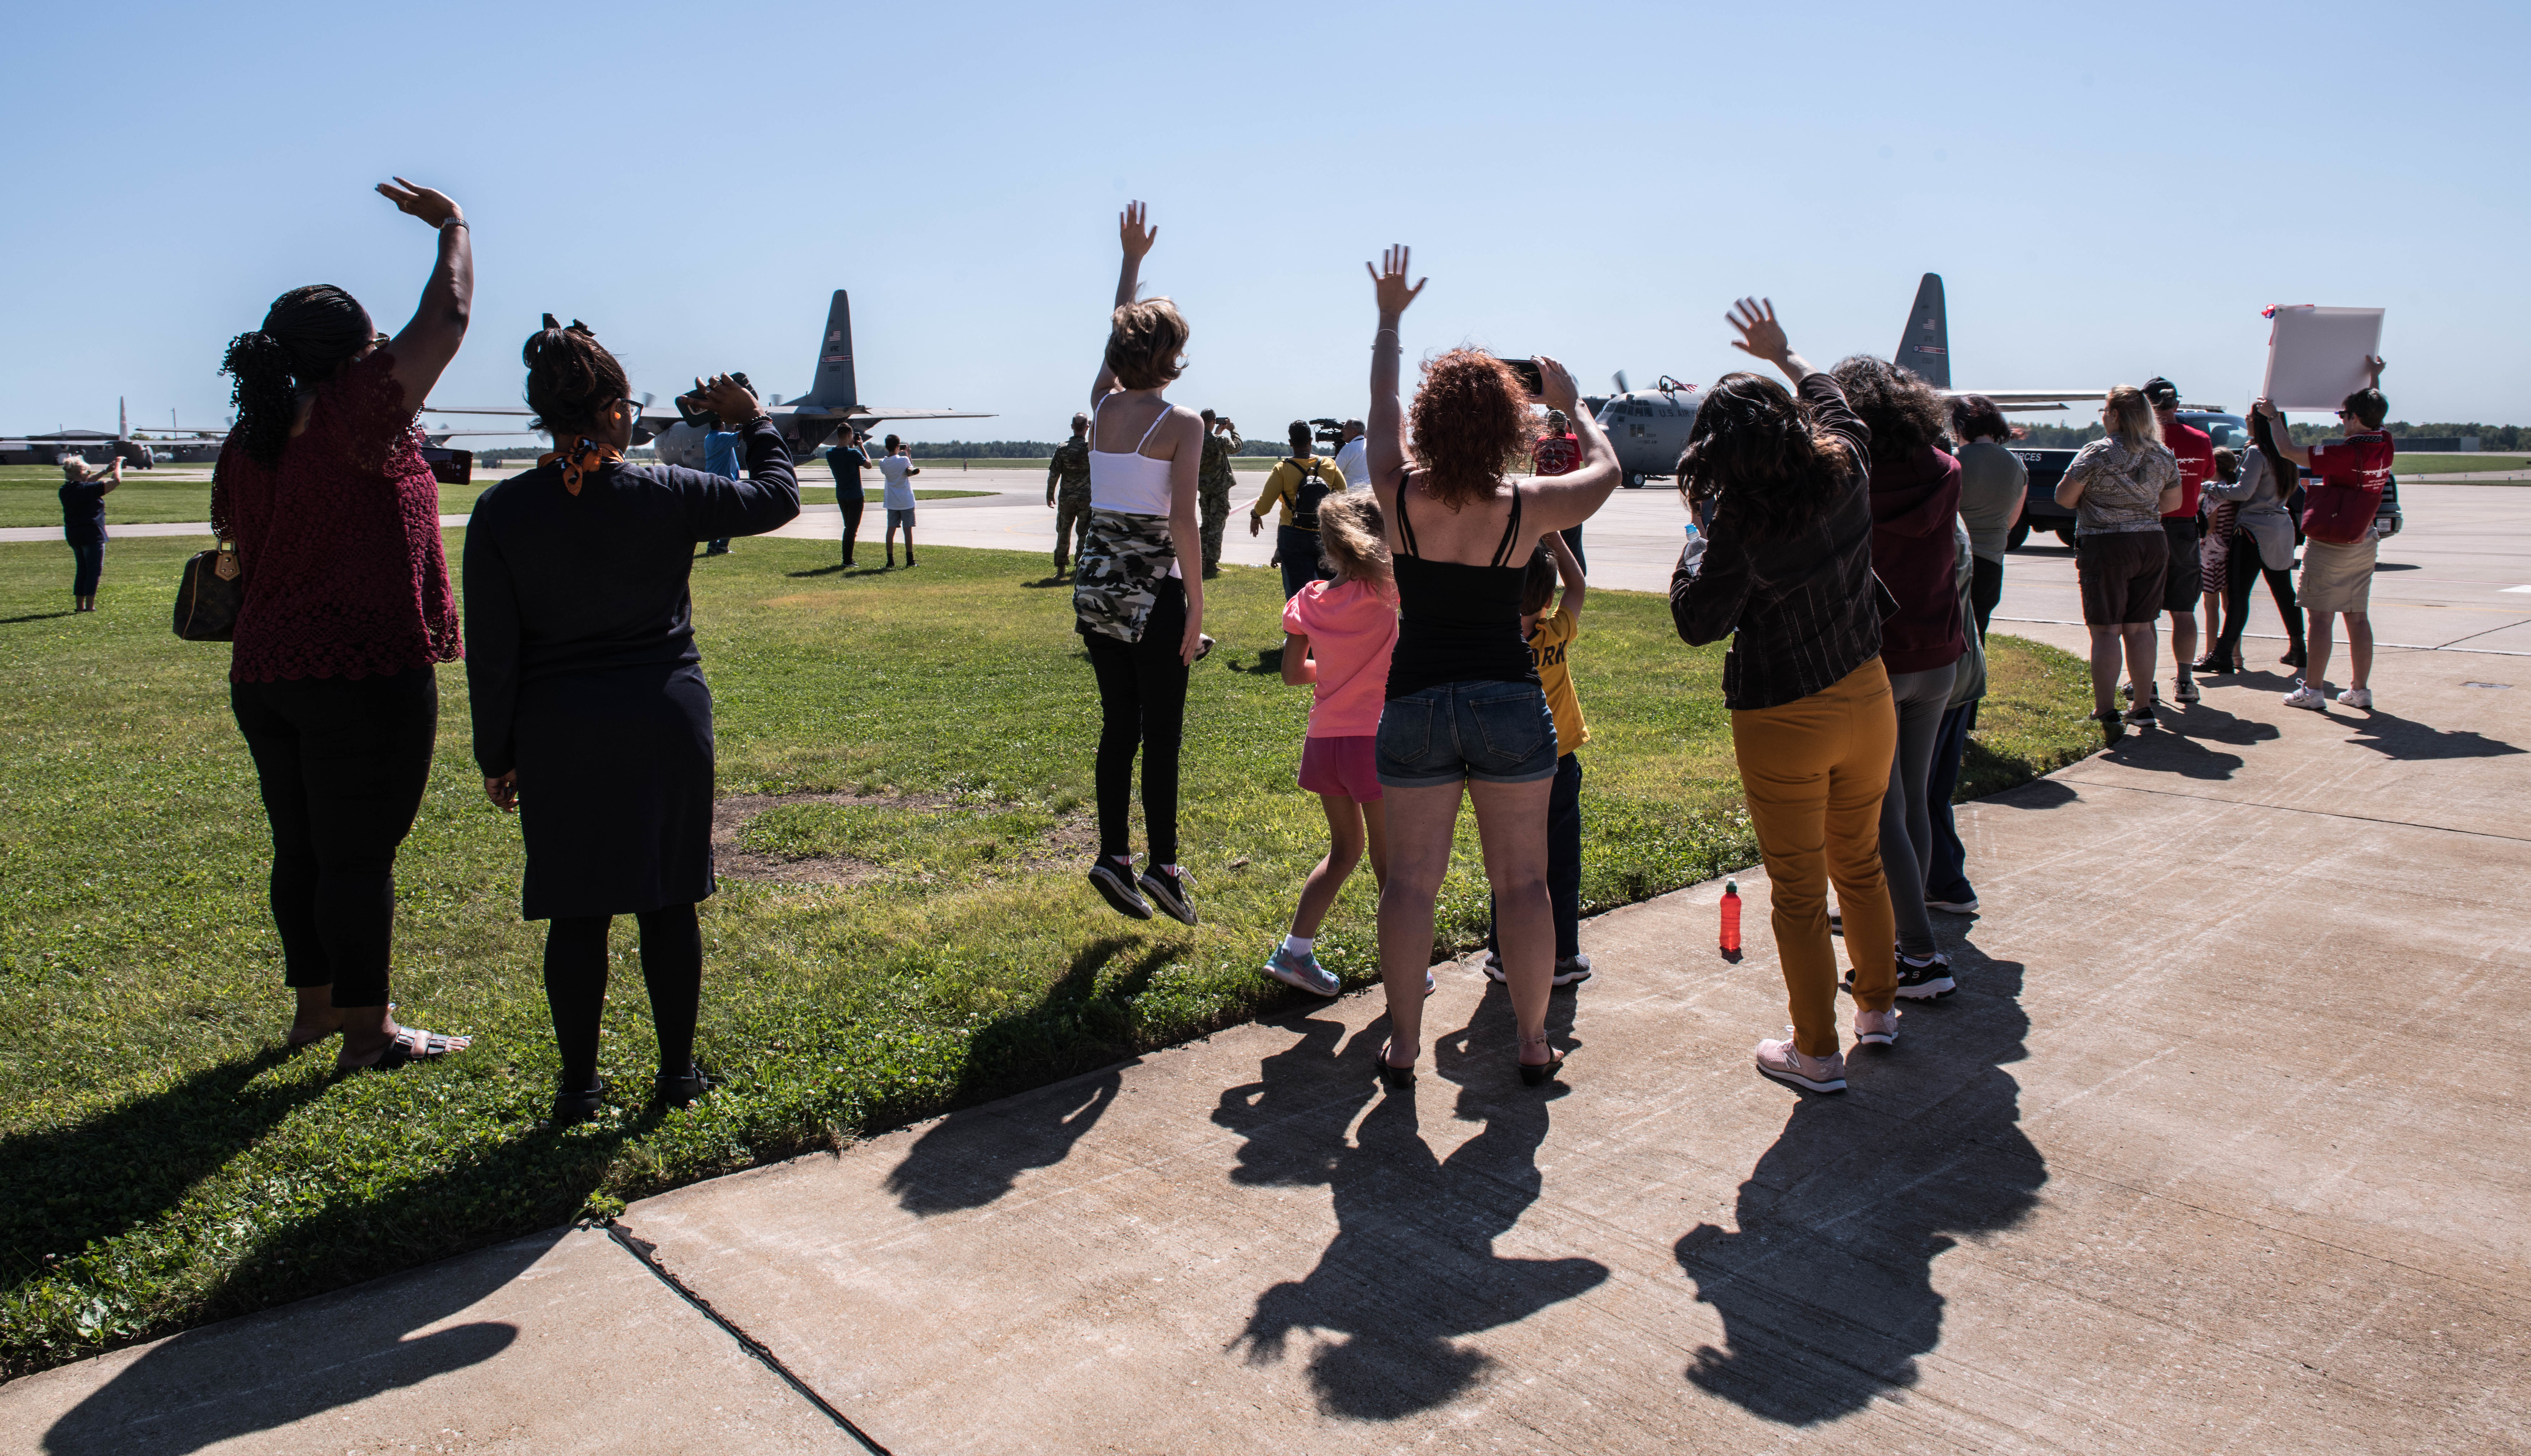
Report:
1377,1041,1415,1091
655,1063,714,1110
549,1078,609,1127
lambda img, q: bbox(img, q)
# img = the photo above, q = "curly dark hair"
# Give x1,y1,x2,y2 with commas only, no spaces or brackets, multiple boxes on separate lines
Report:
522,315,629,437
1948,393,2011,444
1674,372,1858,541
1406,348,1530,509
219,284,375,468
1829,355,1951,460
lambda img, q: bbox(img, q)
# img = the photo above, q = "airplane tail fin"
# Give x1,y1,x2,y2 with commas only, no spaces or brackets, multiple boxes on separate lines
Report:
794,291,859,409
1897,273,1950,389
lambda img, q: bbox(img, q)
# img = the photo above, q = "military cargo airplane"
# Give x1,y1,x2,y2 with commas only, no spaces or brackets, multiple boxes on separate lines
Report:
1593,273,2108,486
0,399,230,466
421,290,991,458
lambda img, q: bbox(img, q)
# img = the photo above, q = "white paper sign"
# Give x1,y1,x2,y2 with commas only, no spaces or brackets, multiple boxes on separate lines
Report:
2261,306,2384,412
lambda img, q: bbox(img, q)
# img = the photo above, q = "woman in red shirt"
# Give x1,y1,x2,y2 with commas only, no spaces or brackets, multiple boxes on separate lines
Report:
210,178,473,1071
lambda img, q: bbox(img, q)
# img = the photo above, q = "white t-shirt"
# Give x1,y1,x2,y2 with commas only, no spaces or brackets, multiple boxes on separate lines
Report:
879,454,917,509
1333,436,1370,488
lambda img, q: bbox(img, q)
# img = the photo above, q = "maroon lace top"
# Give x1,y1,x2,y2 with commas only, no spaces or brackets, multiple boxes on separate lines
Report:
210,349,463,682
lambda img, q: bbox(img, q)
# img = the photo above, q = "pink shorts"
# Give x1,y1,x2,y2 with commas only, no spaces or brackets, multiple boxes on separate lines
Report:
1297,734,1383,802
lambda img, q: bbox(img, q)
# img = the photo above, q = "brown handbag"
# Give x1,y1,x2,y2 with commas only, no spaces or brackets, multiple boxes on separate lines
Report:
173,543,244,641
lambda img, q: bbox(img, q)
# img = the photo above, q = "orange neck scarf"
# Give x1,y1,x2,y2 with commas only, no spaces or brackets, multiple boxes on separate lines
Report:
539,436,622,496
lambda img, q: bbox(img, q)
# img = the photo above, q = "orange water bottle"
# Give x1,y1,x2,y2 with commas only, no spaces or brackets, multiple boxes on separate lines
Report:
1720,878,1742,955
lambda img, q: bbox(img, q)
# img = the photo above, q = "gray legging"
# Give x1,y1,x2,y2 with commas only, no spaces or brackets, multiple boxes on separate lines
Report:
1878,662,1958,959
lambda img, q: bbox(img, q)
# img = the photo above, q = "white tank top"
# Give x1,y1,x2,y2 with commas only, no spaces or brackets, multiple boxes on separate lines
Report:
1088,394,1183,579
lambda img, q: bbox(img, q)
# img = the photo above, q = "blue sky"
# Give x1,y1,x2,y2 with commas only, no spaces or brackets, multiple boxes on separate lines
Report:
6,0,2525,442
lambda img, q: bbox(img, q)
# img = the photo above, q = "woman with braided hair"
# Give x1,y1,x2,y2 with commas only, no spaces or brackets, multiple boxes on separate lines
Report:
463,322,798,1125
211,178,474,1072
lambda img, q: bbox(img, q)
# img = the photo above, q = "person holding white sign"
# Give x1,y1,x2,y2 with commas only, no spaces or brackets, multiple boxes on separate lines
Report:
2255,356,2389,712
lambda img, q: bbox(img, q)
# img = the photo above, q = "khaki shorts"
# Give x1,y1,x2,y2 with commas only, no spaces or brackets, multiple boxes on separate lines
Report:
2299,536,2376,615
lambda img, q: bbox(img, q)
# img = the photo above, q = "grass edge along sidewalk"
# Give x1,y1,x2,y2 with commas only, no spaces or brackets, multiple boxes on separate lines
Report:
0,534,2096,1378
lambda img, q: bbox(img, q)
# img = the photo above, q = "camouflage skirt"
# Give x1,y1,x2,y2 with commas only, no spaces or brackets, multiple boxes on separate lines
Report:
1073,509,1181,644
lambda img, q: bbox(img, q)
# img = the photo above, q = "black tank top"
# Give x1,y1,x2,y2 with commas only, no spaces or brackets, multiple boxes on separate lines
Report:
1384,473,1538,700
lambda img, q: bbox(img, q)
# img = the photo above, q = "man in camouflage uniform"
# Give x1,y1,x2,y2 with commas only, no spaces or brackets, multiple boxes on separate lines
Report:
1046,411,1093,577
1197,409,1242,578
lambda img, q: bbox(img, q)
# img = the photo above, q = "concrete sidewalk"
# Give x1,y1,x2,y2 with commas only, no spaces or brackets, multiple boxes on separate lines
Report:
5,628,2526,1454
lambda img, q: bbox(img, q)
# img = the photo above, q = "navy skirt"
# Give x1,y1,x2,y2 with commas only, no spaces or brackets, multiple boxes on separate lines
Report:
514,662,715,920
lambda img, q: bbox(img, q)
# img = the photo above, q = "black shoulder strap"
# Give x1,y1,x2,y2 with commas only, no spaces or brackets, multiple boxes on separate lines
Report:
1394,470,1419,557
1489,486,1526,567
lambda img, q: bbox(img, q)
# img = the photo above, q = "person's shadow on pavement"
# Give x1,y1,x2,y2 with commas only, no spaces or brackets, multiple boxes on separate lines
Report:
1675,941,2045,1425
1222,984,1608,1420
40,1231,555,1455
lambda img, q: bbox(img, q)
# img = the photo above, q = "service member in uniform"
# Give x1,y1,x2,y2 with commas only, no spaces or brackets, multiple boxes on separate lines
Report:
1198,408,1242,577
1047,411,1094,577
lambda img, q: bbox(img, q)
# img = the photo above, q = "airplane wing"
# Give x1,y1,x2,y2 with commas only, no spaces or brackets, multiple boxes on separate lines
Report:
789,406,996,421
419,404,534,416
1950,389,2109,412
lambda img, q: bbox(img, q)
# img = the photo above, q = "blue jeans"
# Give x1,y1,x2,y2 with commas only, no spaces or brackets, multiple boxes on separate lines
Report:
68,540,103,596
1924,700,1977,906
1487,751,1583,959
1375,680,1558,787
1276,525,1321,602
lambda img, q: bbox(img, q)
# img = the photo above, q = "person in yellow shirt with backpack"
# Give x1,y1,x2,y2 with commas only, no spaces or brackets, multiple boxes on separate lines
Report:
1482,531,1592,987
1248,419,1351,601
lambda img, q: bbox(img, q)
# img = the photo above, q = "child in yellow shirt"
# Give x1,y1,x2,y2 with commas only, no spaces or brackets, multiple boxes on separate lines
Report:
1485,532,1591,986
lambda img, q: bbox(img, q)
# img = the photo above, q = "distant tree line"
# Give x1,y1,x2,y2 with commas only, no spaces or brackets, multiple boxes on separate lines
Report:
903,440,1061,458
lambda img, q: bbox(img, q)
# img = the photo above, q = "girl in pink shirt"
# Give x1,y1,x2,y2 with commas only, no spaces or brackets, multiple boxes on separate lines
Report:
1266,494,1399,996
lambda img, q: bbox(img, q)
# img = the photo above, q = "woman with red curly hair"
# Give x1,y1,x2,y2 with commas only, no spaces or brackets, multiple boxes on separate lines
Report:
1363,246,1619,1089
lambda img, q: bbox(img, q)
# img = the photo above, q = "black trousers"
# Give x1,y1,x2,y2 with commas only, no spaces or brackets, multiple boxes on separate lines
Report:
838,485,865,562
542,904,702,1091
231,667,439,1008
1969,554,2004,637
68,540,103,596
1558,524,1585,574
2217,541,2302,662
1084,578,1188,866
1486,751,1584,960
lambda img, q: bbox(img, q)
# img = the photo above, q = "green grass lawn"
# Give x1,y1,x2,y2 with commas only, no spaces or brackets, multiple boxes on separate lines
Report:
0,533,2094,1376
2388,453,2530,475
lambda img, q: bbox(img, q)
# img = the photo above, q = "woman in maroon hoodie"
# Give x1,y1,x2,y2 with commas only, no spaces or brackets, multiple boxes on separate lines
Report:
1830,357,1966,997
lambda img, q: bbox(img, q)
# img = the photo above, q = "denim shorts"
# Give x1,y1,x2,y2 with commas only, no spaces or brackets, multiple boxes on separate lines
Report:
1376,680,1558,787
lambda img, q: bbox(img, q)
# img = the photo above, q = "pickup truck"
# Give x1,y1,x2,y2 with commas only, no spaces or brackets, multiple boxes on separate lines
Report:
2007,409,2402,551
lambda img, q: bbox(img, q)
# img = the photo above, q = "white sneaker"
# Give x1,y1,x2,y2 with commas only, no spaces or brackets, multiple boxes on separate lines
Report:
1925,896,1979,915
2173,675,2201,704
1754,1034,1846,1094
2282,683,2329,712
1853,1008,1898,1046
2335,686,2373,709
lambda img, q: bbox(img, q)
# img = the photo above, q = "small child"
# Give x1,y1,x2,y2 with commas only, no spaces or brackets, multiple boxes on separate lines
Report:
1264,493,1398,997
879,434,921,567
1485,531,1591,986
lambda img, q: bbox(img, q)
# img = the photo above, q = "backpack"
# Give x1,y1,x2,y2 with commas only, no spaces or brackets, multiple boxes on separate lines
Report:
1288,457,1336,530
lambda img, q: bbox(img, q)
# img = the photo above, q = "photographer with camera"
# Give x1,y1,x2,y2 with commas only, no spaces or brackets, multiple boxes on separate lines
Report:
676,370,758,558
826,427,872,567
1198,409,1241,578
464,334,798,1125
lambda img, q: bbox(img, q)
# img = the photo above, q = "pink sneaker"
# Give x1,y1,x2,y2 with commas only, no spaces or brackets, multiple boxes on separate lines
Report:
1754,1035,1847,1093
1853,1008,1898,1046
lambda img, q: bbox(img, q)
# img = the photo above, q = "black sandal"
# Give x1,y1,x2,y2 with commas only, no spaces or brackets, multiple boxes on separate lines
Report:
1517,1035,1565,1087
1377,1040,1415,1091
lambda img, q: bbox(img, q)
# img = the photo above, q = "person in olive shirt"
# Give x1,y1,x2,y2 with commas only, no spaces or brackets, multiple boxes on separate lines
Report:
1046,411,1092,577
825,428,870,567
1198,408,1241,578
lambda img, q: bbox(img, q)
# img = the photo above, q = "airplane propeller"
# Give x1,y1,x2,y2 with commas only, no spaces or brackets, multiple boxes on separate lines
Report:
1613,370,1630,394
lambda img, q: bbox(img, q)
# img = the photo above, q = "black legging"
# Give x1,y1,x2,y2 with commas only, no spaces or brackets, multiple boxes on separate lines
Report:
827,455,865,563
231,667,439,1009
1969,554,2004,637
542,904,702,1092
1084,577,1187,866
2217,541,2302,664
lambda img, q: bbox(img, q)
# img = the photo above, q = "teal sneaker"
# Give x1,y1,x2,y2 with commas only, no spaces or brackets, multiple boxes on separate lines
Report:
1262,945,1339,997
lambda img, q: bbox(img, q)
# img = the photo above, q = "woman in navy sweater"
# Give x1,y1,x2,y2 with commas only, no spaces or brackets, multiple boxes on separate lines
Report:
463,318,799,1125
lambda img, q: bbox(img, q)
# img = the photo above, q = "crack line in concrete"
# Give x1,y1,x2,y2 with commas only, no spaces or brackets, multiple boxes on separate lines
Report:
597,1218,892,1454
2057,779,2531,844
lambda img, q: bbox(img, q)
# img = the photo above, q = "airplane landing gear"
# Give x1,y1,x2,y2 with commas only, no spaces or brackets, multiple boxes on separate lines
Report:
1623,472,1645,489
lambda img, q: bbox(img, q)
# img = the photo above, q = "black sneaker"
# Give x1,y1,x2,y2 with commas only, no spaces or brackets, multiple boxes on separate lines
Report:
1893,953,1956,1000
654,1063,714,1111
1139,866,1198,925
1088,859,1152,919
